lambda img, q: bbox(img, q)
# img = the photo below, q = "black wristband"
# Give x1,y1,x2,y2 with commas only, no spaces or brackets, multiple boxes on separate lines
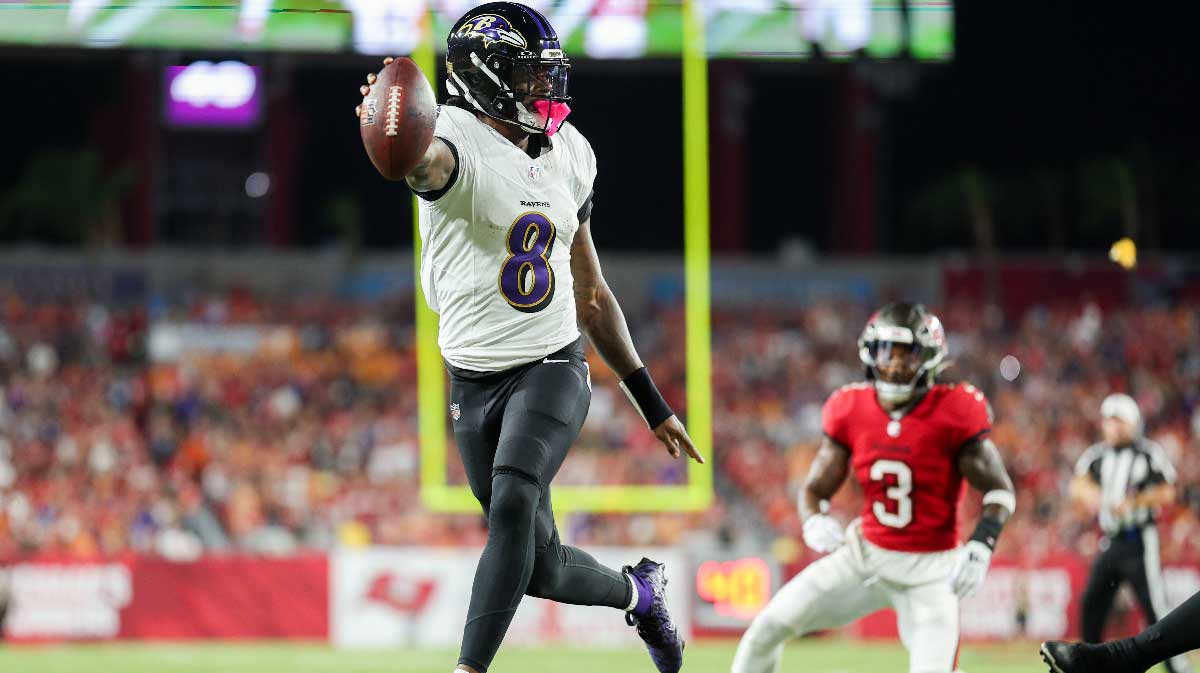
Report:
969,516,1005,551
619,367,673,429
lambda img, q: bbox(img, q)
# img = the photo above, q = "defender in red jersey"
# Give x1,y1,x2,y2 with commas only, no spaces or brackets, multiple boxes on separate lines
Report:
733,303,1016,673
824,380,993,552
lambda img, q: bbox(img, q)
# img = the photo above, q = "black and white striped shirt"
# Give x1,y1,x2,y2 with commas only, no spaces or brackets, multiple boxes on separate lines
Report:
1075,438,1177,535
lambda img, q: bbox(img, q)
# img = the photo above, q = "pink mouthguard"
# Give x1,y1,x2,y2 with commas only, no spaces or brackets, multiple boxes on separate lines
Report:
533,100,572,136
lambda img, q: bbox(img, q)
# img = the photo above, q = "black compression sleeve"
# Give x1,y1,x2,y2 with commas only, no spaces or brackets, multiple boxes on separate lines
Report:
1132,589,1200,665
968,516,1005,551
577,190,594,222
619,367,673,429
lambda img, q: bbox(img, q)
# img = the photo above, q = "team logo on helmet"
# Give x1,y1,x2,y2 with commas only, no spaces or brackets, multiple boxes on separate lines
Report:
916,313,946,349
455,14,528,50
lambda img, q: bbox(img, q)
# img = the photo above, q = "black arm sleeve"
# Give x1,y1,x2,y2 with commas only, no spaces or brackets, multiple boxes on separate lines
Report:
577,190,594,222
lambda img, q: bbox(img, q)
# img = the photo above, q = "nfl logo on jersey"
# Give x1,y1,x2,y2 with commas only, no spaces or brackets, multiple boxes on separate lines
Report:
527,164,542,181
449,402,461,421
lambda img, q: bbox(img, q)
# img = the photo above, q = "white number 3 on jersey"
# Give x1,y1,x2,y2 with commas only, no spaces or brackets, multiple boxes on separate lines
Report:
870,459,913,528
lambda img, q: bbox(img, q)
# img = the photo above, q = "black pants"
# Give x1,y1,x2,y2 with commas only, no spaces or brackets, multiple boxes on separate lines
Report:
1081,526,1192,673
448,339,631,672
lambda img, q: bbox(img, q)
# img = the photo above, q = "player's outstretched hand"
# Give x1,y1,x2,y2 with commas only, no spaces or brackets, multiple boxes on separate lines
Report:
949,540,993,598
653,415,705,464
353,56,395,119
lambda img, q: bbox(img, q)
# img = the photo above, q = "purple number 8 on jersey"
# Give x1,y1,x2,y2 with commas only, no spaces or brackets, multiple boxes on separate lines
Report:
498,212,557,313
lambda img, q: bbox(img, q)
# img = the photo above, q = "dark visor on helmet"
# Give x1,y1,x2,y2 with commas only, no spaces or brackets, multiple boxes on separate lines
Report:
510,62,571,102
869,340,924,384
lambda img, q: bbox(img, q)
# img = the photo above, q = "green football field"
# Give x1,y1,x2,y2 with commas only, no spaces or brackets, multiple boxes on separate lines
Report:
0,639,1100,673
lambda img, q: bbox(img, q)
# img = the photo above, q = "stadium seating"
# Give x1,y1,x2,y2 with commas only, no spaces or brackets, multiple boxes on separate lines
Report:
1,287,1197,565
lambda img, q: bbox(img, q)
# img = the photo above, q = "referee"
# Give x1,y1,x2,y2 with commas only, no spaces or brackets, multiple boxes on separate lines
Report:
1070,393,1191,673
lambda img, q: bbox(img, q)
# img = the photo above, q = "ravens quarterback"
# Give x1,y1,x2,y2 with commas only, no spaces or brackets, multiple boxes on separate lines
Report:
354,3,703,673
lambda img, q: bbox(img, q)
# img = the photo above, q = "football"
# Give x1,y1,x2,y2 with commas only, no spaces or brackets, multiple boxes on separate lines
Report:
359,57,437,181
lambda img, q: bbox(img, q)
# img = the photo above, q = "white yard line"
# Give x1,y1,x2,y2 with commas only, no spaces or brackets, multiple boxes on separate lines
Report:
86,0,166,48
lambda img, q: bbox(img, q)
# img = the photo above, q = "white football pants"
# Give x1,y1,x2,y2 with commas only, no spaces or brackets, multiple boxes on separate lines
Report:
732,520,961,673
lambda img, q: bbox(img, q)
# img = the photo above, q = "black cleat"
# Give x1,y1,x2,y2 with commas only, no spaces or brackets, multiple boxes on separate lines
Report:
1041,640,1137,673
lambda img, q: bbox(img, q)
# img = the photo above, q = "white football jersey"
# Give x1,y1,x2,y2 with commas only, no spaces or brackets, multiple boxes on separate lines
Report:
417,105,596,371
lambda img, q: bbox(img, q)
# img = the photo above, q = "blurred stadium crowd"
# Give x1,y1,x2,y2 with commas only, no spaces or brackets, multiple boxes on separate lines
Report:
1,286,1198,564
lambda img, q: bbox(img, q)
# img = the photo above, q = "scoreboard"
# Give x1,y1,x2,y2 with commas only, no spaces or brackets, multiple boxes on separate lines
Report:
0,1,952,60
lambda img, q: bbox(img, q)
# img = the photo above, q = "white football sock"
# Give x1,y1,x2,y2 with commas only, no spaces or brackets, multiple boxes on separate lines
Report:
624,571,639,612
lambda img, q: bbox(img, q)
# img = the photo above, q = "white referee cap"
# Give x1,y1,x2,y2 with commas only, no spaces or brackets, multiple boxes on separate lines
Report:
1101,393,1142,431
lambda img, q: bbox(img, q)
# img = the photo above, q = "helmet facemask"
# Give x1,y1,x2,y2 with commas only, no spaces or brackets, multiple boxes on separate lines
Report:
868,340,927,405
447,50,572,136
509,60,572,135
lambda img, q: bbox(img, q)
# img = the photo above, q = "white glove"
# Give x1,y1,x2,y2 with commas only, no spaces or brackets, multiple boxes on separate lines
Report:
949,540,993,599
802,513,845,553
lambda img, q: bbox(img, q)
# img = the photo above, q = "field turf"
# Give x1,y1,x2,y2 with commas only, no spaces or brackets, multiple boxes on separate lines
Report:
0,638,1127,673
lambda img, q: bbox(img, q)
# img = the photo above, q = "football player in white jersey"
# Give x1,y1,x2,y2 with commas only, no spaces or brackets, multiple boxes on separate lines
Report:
354,4,702,673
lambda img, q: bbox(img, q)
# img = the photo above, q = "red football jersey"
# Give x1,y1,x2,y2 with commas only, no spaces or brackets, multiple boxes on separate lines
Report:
822,382,992,553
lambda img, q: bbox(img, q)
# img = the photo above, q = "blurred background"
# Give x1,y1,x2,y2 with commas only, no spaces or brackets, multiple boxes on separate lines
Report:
1,1,1198,671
